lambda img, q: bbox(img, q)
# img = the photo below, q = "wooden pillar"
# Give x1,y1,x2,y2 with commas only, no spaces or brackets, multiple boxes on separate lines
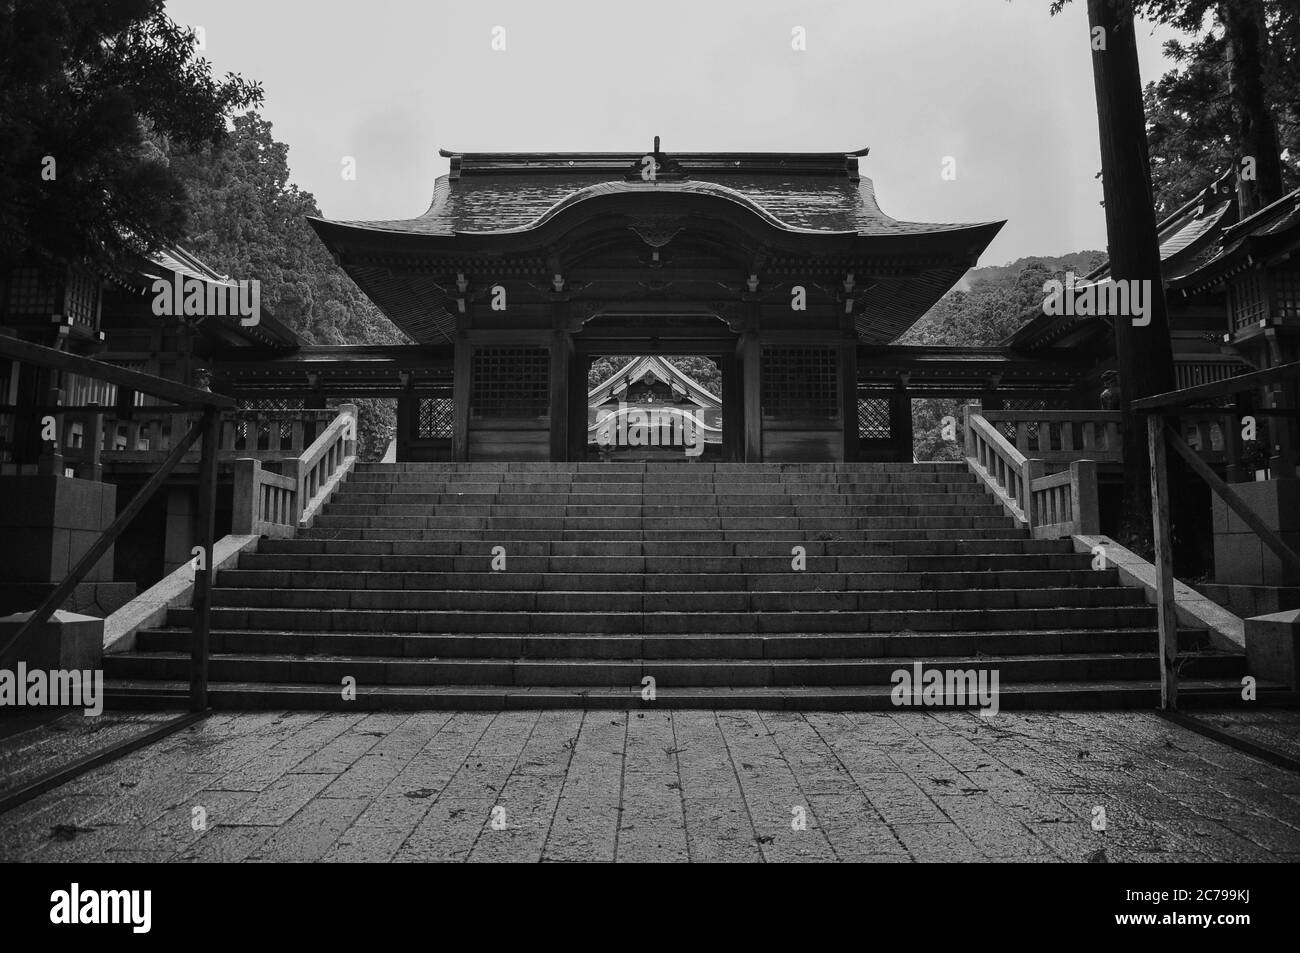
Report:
839,341,858,462
721,346,742,463
889,384,913,463
395,391,418,463
452,334,471,461
741,332,762,462
569,353,591,461
549,329,572,462
190,407,220,712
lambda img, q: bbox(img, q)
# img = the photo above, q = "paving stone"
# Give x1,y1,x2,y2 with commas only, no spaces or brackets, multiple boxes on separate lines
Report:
3,709,1298,862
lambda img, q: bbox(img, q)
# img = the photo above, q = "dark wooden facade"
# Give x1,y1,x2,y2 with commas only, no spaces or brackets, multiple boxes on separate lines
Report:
307,148,1005,463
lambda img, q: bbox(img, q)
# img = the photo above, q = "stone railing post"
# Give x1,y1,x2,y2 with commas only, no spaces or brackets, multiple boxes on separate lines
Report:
1071,459,1100,535
231,457,260,535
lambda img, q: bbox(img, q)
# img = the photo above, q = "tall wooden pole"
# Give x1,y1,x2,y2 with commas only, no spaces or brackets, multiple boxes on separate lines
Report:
1086,0,1177,550
190,407,220,711
1147,415,1179,710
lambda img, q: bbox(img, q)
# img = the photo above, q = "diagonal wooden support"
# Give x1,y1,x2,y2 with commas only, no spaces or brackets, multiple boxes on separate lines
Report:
1164,423,1300,575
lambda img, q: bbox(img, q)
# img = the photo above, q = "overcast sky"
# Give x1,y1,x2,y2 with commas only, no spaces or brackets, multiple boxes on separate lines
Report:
165,0,1188,267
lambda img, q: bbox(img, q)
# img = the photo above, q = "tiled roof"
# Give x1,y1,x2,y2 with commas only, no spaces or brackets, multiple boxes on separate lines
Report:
309,150,1004,345
317,151,990,238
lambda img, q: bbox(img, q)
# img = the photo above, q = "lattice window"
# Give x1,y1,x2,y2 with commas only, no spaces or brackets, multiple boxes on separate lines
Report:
5,266,58,315
994,398,1069,445
236,398,307,449
418,397,454,438
1229,272,1268,330
241,398,304,412
471,347,549,418
1272,270,1300,321
1175,360,1245,391
761,348,839,419
857,398,890,439
65,269,99,328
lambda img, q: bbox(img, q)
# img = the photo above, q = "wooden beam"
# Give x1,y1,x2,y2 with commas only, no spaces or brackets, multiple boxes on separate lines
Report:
1133,360,1300,412
0,335,235,409
1147,415,1179,711
1163,422,1300,575
741,332,762,462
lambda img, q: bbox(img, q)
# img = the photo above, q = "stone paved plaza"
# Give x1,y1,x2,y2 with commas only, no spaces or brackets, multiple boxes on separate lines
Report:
2,708,1299,863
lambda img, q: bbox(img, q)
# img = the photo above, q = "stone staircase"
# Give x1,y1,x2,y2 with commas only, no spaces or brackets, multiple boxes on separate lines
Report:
103,461,1257,710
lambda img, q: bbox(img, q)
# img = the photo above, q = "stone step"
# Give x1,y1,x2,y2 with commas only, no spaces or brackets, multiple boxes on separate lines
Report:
164,605,1163,633
256,538,1074,558
134,626,1217,659
333,490,994,505
102,679,1283,711
108,460,1258,711
297,527,1030,542
101,650,1247,687
342,476,982,489
320,501,1003,517
351,462,968,472
308,514,1016,531
216,567,1116,592
238,554,1091,574
205,586,1147,613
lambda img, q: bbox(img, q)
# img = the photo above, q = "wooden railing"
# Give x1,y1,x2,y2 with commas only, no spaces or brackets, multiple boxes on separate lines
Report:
0,335,231,711
232,403,357,538
980,409,1123,468
1,404,339,477
1136,360,1300,710
962,403,1101,538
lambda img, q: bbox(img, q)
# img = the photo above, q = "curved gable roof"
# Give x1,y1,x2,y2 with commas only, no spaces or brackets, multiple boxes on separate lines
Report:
588,355,721,407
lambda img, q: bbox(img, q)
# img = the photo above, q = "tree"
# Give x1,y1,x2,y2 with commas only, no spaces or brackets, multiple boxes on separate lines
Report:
0,0,262,271
1048,0,1179,551
1140,0,1296,214
164,112,405,458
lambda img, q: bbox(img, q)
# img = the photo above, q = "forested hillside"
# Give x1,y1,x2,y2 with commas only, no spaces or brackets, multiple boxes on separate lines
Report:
163,113,403,460
905,252,1106,461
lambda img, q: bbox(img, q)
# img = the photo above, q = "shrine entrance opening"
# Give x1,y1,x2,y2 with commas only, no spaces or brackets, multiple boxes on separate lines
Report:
570,310,736,462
